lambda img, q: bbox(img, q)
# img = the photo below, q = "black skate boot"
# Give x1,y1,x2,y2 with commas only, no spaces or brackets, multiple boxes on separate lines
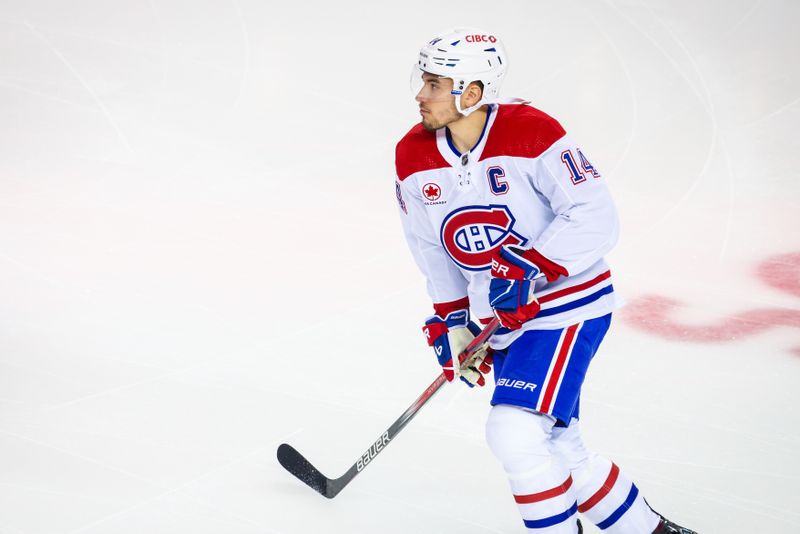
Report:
652,515,698,534
577,518,583,533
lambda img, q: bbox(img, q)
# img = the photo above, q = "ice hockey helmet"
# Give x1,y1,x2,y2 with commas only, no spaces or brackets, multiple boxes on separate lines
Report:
416,28,507,114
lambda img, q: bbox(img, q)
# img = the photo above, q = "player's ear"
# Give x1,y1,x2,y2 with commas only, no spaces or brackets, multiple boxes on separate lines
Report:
462,81,484,109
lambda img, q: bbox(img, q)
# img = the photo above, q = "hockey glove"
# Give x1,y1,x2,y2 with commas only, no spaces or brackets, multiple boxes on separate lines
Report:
489,245,544,330
461,344,494,388
422,310,493,387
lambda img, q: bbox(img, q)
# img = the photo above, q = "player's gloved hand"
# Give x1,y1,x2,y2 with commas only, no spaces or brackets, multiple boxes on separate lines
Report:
460,344,494,388
489,245,544,330
422,310,493,387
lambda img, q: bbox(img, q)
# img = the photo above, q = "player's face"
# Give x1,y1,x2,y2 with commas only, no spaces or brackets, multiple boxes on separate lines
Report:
415,72,461,131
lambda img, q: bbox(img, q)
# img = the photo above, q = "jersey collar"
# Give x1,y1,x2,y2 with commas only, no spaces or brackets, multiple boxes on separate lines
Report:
435,104,498,167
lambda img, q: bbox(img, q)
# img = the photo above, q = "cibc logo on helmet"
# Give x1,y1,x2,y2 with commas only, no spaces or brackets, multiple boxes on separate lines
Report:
465,34,497,43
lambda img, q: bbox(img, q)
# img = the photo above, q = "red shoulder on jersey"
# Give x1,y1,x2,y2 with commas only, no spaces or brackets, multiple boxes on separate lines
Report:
480,104,566,161
395,123,449,182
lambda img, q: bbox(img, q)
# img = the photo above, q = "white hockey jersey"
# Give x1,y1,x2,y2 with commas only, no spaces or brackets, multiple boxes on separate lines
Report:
395,103,622,349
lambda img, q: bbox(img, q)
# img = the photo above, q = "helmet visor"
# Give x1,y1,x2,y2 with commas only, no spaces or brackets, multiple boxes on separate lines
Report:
410,65,459,104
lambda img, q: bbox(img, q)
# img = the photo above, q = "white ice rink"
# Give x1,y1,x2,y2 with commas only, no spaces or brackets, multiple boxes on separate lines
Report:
1,1,799,532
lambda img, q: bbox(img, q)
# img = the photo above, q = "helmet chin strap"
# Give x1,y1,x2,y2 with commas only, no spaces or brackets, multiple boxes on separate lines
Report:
454,95,530,116
454,94,489,117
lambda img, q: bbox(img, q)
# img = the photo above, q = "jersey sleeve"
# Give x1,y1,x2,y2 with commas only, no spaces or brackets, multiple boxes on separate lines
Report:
528,135,620,278
396,177,470,309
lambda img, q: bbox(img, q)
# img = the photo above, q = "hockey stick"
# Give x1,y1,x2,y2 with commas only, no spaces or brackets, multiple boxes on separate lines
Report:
277,318,500,499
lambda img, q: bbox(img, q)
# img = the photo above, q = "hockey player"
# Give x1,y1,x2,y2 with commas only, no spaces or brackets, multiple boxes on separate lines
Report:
396,29,698,534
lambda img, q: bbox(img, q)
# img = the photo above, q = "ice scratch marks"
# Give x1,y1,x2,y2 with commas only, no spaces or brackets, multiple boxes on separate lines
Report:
22,20,135,157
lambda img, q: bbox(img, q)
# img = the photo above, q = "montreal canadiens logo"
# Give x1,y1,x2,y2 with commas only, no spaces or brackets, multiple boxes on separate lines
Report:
422,183,441,201
440,205,528,271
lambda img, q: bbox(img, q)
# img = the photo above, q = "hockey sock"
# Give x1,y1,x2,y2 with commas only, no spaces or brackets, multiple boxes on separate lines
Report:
486,405,579,533
550,421,659,533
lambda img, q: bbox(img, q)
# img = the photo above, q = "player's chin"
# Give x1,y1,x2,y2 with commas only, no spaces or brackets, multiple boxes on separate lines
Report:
420,117,440,132
421,118,439,132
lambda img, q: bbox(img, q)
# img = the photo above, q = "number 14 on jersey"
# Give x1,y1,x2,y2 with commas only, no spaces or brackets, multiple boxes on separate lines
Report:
561,148,600,185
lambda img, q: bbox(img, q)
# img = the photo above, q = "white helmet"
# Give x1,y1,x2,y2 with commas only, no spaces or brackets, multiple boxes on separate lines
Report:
415,28,508,115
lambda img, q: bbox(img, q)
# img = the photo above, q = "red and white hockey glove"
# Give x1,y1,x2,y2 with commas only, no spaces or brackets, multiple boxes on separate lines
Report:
489,246,545,330
422,310,493,387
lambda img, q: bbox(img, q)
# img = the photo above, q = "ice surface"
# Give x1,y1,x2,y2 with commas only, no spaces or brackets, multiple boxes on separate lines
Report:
0,0,798,532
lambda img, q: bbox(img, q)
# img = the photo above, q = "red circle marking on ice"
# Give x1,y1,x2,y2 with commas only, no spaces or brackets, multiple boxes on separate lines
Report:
620,296,800,343
620,251,800,353
756,252,800,299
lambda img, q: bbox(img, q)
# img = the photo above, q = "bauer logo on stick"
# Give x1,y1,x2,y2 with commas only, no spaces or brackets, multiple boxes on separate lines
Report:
356,432,391,472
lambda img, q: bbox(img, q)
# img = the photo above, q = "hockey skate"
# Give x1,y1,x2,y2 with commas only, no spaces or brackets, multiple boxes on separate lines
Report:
652,515,698,534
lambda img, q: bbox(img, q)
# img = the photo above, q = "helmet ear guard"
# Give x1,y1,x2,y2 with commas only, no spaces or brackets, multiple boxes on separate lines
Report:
451,79,485,116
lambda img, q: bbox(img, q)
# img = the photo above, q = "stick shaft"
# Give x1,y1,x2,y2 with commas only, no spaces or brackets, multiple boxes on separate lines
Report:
278,318,500,498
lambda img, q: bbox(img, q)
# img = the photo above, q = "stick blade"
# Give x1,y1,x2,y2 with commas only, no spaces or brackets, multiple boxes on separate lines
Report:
277,443,333,498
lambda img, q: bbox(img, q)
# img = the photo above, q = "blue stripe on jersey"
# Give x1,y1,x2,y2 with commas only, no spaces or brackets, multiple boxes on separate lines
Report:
491,285,614,336
495,325,513,336
597,484,639,530
535,285,614,318
522,502,577,529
